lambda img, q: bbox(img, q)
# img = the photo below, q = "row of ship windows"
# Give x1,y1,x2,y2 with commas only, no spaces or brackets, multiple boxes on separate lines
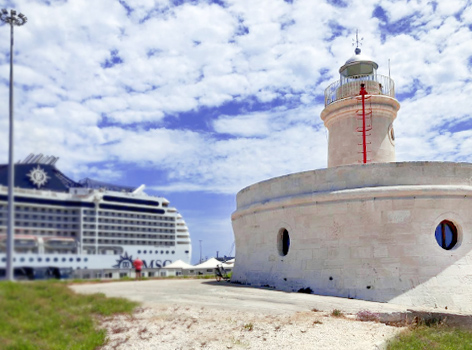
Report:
83,211,176,221
83,227,174,234
0,206,79,215
0,222,79,229
0,229,77,237
83,239,175,246
0,215,175,228
82,218,176,225
137,249,175,254
82,226,174,233
85,216,175,223
1,256,88,263
83,232,173,239
9,214,78,221
0,223,176,233
0,207,177,222
82,222,175,228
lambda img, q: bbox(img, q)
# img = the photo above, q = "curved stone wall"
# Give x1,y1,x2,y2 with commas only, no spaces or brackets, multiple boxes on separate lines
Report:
231,162,472,312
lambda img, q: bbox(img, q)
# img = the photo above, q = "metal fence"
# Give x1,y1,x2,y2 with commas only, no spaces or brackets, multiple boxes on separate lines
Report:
324,74,395,106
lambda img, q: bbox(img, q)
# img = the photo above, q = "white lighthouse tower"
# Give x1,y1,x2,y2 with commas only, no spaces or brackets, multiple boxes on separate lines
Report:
321,45,400,167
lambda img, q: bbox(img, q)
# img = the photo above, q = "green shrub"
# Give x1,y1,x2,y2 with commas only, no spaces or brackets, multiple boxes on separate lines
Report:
331,309,344,317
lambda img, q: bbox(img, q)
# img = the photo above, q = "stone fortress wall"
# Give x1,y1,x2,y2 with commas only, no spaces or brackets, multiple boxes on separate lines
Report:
231,162,472,312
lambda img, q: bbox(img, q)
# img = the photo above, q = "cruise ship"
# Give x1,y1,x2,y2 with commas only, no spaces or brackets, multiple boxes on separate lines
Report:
0,154,192,274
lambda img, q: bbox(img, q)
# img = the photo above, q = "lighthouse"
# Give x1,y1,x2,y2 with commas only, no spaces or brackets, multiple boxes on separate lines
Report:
321,46,400,167
231,37,472,313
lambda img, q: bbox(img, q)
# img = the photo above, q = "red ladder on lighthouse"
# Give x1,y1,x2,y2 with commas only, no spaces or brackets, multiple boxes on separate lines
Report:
356,83,372,164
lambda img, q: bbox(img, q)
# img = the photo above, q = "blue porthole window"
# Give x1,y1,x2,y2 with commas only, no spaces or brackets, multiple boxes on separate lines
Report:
435,220,458,250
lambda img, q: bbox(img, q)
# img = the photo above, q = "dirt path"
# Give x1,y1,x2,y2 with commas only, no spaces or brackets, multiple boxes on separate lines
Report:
72,279,406,349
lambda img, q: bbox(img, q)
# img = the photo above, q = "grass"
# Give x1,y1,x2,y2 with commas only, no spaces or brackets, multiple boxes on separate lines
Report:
331,309,344,317
243,323,254,331
0,280,138,350
387,323,472,350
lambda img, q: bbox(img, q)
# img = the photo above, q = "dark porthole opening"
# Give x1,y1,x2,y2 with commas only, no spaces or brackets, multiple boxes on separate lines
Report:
435,220,458,250
278,228,291,256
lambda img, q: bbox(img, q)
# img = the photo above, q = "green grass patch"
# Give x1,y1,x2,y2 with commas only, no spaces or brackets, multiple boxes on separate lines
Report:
387,324,472,350
0,281,138,350
331,309,344,317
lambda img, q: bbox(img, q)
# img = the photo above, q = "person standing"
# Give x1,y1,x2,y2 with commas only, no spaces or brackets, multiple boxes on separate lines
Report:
133,257,144,280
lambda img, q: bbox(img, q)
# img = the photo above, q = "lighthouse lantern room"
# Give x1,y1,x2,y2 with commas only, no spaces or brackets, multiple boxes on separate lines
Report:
321,44,399,167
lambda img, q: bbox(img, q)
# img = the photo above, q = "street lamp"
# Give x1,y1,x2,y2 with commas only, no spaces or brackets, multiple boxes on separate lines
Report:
1,9,27,281
199,240,202,264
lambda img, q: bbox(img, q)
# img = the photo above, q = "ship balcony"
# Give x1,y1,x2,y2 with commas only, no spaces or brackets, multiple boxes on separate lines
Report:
324,74,395,106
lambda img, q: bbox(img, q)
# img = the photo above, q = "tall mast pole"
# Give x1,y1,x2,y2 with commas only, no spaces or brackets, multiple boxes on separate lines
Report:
1,9,27,281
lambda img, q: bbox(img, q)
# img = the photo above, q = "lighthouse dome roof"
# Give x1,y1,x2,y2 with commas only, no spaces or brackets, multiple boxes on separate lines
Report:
344,52,376,66
339,48,378,76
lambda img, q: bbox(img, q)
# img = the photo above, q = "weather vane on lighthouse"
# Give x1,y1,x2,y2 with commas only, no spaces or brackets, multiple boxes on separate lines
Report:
352,29,363,54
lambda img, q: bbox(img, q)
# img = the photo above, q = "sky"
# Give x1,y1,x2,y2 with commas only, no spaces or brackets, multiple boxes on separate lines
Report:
1,0,472,264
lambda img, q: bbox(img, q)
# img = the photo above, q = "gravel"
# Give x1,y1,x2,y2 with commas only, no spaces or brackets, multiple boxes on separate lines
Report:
72,279,405,350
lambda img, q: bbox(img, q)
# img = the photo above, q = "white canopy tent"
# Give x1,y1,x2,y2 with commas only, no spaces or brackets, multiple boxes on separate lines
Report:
193,257,221,269
162,259,194,269
161,259,194,277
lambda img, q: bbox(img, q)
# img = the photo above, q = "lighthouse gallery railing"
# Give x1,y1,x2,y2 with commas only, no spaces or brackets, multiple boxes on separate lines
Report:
324,74,395,107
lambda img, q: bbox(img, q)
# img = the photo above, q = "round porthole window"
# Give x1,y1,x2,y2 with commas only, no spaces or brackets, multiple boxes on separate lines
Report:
435,220,458,250
388,123,395,145
277,228,291,256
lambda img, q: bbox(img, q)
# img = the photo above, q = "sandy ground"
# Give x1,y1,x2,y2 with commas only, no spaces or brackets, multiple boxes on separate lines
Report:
71,279,406,350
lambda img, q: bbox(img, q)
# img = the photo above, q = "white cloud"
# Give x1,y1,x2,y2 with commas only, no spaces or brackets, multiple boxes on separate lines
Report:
2,0,472,260
0,0,471,194
212,113,272,137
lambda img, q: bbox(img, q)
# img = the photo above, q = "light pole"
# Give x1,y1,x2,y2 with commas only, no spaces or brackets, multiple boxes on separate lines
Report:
1,9,27,281
199,240,202,264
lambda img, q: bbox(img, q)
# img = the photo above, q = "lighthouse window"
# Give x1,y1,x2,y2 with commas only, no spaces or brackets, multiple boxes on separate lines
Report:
277,228,291,256
435,220,458,250
388,124,395,145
